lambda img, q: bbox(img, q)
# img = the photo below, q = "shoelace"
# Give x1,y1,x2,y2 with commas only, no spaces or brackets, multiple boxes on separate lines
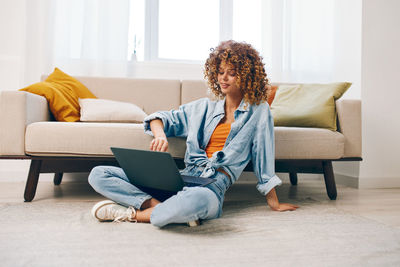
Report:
114,206,137,223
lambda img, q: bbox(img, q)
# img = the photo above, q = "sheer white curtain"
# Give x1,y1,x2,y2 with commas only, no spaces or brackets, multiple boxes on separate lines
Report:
24,0,131,85
269,0,336,83
233,0,361,98
23,0,361,97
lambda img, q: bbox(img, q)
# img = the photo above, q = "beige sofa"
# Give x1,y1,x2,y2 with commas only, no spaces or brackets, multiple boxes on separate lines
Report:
0,76,362,202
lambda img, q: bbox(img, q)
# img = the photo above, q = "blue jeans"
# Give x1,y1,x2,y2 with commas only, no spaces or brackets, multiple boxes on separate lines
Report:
88,165,231,227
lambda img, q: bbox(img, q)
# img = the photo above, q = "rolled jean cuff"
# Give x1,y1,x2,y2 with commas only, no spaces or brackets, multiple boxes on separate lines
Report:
132,195,153,210
256,175,283,196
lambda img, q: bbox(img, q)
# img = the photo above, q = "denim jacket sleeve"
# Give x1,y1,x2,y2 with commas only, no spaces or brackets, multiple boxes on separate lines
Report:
143,100,196,138
251,104,282,196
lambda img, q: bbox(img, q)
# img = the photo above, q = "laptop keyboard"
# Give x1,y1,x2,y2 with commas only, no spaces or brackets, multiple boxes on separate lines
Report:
181,175,215,187
184,182,200,187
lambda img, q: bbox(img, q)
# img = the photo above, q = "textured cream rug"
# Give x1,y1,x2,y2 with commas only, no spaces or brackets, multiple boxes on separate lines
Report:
0,184,399,267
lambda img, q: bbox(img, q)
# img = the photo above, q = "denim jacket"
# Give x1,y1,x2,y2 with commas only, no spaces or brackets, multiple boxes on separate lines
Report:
143,97,282,196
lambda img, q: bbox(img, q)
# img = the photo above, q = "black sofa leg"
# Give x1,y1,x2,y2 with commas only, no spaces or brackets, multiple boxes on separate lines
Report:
289,172,298,185
322,161,337,200
24,159,42,202
53,173,63,185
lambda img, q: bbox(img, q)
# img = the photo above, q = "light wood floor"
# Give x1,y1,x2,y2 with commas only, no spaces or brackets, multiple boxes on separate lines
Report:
1,178,399,229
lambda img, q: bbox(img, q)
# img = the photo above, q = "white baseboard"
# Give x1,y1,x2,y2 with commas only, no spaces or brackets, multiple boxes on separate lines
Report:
0,160,89,182
334,173,359,188
334,172,400,189
241,171,400,189
0,170,88,183
1,161,399,189
0,160,30,182
358,176,400,189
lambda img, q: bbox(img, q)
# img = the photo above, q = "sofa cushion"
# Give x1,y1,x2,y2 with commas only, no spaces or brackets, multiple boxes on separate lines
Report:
271,82,351,131
267,85,278,106
20,68,97,122
25,122,187,158
275,127,345,159
47,68,97,99
79,98,147,123
25,122,344,160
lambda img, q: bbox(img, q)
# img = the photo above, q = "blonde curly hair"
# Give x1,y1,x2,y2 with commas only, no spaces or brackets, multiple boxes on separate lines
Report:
204,40,270,106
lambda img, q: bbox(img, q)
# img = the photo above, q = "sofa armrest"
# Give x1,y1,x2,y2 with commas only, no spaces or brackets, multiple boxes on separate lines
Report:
0,91,50,155
336,99,362,158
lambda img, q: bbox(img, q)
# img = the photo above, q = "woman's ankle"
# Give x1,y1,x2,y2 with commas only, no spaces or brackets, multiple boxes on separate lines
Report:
141,198,161,210
135,207,154,223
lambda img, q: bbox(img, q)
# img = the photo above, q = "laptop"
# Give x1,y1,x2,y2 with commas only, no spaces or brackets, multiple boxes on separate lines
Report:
111,147,215,201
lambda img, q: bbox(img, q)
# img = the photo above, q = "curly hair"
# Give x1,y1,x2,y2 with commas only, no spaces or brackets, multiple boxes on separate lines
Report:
204,40,270,106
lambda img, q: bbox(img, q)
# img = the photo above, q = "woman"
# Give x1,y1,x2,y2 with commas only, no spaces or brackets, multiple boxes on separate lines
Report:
88,40,298,227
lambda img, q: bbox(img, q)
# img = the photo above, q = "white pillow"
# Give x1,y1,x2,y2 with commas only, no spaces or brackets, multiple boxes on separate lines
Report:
79,98,147,123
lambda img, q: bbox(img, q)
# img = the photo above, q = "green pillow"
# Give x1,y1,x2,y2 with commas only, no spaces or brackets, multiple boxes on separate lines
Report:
270,82,351,131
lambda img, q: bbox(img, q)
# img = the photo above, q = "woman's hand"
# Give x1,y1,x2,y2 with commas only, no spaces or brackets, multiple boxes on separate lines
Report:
266,188,299,212
268,202,299,212
150,137,168,152
149,119,168,152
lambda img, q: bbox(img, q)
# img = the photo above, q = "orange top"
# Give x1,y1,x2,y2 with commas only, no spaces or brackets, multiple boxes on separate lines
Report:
205,123,231,158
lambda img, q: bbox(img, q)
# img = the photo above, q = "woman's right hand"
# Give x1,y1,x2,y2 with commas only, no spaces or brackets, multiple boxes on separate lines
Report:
150,137,168,152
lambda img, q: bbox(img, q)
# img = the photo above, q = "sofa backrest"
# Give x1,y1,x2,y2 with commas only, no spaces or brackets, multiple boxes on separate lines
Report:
181,80,213,104
40,75,305,114
41,75,182,114
80,77,182,114
180,81,295,105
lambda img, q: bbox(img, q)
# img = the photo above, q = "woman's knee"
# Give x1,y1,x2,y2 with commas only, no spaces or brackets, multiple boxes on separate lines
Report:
150,187,220,227
181,187,220,217
187,187,216,205
88,166,109,188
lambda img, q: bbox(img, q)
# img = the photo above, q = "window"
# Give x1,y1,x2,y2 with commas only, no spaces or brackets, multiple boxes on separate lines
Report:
70,0,358,90
26,0,361,94
232,0,263,53
158,0,219,61
128,0,145,61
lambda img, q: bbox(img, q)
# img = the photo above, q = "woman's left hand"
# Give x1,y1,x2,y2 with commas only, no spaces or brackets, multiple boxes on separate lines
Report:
266,188,299,212
268,202,299,212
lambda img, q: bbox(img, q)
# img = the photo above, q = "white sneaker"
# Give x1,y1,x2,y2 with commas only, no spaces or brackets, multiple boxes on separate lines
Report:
91,200,137,222
187,220,201,227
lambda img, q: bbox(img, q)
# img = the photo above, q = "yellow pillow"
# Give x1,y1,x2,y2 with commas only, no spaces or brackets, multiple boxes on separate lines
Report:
271,82,351,131
20,68,96,122
46,68,96,99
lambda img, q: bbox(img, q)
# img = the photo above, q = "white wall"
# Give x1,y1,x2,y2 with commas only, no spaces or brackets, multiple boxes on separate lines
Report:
332,0,362,100
0,0,26,90
357,0,400,188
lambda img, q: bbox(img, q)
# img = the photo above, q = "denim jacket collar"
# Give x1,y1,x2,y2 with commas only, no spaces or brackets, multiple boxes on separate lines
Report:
236,98,249,112
212,97,249,119
212,98,226,118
